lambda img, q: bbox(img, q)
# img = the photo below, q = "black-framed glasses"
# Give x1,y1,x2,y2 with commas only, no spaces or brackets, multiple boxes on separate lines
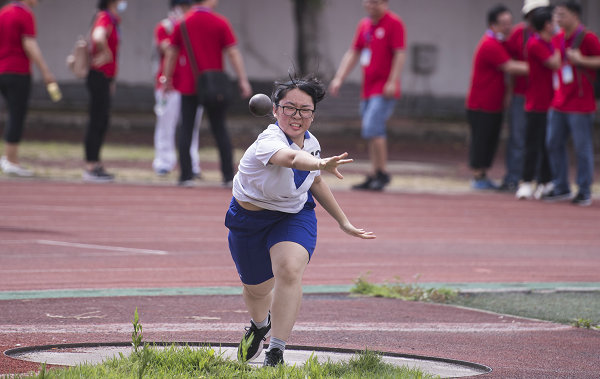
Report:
276,104,315,119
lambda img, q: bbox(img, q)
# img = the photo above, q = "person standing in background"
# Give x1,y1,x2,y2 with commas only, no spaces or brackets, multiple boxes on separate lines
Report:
163,0,252,187
499,0,549,193
329,0,405,191
465,4,528,190
0,0,56,177
543,1,600,206
83,0,126,182
152,0,202,178
515,6,560,200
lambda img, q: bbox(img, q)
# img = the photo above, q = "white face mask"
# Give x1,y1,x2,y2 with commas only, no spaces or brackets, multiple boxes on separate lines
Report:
116,0,127,13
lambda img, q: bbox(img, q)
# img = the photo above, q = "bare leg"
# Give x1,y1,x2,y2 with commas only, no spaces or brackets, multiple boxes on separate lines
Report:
242,278,274,323
369,136,387,174
4,143,18,164
269,241,309,342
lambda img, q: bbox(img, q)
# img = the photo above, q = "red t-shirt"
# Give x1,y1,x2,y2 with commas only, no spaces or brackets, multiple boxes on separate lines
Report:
154,17,189,90
352,11,405,99
525,36,555,112
90,10,120,78
551,27,600,113
171,6,236,95
466,33,511,113
0,2,36,75
505,23,531,96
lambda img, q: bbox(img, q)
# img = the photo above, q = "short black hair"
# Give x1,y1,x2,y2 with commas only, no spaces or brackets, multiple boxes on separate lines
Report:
97,0,117,10
530,6,554,32
487,4,510,26
272,75,326,110
556,1,582,17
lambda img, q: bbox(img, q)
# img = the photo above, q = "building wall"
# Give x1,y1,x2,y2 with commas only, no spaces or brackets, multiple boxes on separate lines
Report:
16,0,600,115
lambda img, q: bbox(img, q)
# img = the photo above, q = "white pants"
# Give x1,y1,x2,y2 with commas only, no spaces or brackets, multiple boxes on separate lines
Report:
153,89,201,174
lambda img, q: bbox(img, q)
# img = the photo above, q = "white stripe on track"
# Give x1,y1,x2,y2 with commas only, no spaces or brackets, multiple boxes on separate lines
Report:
1,322,572,335
36,240,168,256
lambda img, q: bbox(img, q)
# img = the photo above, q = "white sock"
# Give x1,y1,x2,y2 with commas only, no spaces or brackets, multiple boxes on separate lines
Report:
269,337,286,352
252,315,269,329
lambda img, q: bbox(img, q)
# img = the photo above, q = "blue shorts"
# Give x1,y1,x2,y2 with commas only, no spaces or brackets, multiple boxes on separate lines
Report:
225,197,317,285
359,96,397,139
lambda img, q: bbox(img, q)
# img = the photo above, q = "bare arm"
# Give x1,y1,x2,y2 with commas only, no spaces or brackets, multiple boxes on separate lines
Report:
90,26,113,67
383,49,405,97
162,45,179,91
544,50,562,70
500,59,529,76
566,48,600,69
329,49,360,96
310,176,375,239
224,45,252,98
269,148,353,179
22,37,54,84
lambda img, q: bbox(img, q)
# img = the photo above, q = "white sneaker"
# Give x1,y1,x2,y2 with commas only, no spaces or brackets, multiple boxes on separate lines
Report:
534,182,554,200
0,156,34,177
516,182,534,200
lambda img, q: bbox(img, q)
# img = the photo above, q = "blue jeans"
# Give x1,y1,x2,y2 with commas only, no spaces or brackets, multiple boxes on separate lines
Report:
359,96,396,139
546,110,595,197
503,95,526,185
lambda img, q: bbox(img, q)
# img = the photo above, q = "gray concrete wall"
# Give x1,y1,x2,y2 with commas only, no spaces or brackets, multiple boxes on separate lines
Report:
10,0,600,117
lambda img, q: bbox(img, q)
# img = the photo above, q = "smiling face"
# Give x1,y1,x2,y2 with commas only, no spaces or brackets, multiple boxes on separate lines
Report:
274,88,315,147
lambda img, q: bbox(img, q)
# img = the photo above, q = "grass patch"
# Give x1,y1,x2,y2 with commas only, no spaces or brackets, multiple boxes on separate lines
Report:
16,309,436,379
350,274,457,303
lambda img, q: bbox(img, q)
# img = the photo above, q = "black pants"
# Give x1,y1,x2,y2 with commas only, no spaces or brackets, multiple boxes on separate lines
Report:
179,94,234,182
85,70,112,162
0,74,31,143
522,111,552,183
467,110,503,170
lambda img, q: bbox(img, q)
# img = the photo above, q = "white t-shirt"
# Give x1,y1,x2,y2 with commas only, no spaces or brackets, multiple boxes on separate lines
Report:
232,123,322,213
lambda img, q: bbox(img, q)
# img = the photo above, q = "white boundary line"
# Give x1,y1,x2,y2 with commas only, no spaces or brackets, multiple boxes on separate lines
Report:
1,321,572,335
36,240,168,256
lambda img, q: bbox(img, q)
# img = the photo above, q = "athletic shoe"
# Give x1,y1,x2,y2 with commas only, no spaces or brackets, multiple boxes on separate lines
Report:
155,168,170,176
178,179,196,187
533,182,554,200
0,156,34,177
263,348,284,367
352,176,374,190
571,192,592,207
83,166,114,183
471,177,498,190
497,181,518,193
541,189,571,202
515,182,534,200
369,171,391,191
237,314,271,362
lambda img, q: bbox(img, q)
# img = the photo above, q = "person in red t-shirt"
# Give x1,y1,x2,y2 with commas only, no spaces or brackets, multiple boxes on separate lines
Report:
0,0,56,177
499,0,549,192
152,0,202,178
544,1,600,206
465,4,528,190
163,0,252,187
515,6,560,200
83,0,126,183
329,0,405,191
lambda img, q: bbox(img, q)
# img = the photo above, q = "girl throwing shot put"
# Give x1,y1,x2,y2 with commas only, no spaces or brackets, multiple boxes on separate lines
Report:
225,75,375,367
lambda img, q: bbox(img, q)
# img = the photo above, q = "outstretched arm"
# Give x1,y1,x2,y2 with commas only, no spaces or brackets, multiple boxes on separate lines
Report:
269,149,353,179
310,176,375,239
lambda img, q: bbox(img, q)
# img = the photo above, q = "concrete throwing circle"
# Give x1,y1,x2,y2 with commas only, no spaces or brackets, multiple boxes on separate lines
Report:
5,342,491,378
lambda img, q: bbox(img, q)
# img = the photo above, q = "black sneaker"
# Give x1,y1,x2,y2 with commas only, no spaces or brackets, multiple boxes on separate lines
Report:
83,165,114,183
497,181,518,193
571,192,592,207
541,189,571,202
237,315,271,362
369,171,391,191
263,348,284,367
352,176,374,190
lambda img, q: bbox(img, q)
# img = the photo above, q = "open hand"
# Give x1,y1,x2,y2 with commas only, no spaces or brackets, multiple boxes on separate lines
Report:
340,221,376,239
321,152,353,179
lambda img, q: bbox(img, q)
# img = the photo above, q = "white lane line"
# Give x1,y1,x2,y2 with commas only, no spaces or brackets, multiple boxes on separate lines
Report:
36,240,168,256
0,322,572,334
